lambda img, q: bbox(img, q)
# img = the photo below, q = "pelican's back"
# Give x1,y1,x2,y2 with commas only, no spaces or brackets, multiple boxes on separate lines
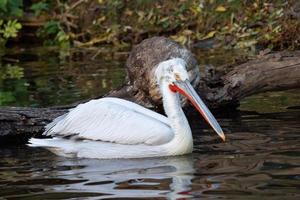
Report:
35,98,173,146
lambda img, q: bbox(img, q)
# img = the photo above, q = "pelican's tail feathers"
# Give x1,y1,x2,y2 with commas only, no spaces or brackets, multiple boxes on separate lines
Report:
28,137,77,157
44,112,69,136
28,138,53,147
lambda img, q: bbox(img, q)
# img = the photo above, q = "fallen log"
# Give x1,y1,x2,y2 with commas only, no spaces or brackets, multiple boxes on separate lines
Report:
0,107,68,144
0,47,300,142
199,50,300,108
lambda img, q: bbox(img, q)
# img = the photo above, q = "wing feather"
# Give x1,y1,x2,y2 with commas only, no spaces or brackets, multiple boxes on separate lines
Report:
45,97,173,145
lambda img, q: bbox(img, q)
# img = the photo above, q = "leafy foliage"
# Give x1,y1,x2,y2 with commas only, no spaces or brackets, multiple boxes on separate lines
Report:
61,0,299,51
30,1,49,16
0,0,23,47
0,0,23,17
0,19,22,38
0,0,300,51
37,20,70,48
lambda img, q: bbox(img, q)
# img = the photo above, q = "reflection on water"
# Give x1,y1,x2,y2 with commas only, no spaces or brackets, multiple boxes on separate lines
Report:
0,148,195,199
0,47,126,107
0,109,299,199
0,46,300,199
240,89,300,113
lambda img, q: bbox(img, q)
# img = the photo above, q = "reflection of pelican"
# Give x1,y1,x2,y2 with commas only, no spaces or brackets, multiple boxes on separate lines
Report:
50,156,196,199
29,58,225,159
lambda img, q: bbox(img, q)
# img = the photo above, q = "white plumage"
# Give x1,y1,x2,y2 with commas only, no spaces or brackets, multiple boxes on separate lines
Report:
29,58,225,159
45,97,172,145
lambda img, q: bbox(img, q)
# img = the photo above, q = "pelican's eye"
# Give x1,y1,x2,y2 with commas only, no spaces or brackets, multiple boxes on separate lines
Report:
175,73,181,81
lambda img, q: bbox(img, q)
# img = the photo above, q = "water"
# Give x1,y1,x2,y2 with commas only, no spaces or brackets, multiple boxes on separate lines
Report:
0,46,300,199
0,46,127,107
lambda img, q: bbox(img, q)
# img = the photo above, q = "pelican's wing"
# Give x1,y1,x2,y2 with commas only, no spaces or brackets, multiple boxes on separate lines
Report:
44,97,173,145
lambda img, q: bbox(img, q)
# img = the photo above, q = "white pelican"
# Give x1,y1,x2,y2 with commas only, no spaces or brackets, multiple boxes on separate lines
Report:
29,58,225,159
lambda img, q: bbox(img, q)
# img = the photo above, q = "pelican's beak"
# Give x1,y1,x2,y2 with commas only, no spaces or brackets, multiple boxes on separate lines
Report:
169,80,226,142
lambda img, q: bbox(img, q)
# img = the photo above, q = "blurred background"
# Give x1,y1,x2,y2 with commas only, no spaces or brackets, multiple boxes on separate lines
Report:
0,0,299,108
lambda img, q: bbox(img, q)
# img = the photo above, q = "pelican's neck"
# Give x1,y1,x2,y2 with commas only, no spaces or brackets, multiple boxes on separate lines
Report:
160,81,193,151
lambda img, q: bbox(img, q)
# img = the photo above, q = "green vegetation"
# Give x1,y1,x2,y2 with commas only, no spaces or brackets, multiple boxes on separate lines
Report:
30,1,48,16
64,0,300,51
0,63,26,106
37,20,70,48
0,0,23,48
0,19,22,45
0,0,299,51
0,0,23,17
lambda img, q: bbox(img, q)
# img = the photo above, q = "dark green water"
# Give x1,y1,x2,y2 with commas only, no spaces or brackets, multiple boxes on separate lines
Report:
0,46,126,107
0,46,299,199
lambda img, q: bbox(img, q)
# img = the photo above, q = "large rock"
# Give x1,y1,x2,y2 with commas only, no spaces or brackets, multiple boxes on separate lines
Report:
125,36,200,107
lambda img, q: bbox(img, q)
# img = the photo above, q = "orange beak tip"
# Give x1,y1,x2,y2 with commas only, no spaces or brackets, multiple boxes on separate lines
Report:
220,132,226,142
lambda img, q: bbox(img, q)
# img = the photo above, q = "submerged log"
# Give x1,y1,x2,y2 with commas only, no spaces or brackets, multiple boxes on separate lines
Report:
1,37,300,142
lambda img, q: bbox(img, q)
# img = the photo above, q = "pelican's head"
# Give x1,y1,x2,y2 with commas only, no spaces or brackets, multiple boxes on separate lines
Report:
155,58,190,85
155,58,226,142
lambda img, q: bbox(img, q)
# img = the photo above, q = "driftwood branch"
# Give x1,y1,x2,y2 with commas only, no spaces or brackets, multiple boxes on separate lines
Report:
199,51,300,108
1,50,300,142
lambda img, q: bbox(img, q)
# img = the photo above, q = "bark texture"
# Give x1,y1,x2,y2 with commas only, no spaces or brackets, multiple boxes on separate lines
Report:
0,106,68,144
199,51,300,108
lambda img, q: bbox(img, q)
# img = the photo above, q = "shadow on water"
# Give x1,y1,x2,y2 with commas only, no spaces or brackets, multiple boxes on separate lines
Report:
0,46,300,199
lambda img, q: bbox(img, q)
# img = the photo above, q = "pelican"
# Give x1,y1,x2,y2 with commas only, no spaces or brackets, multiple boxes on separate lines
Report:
29,58,225,159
